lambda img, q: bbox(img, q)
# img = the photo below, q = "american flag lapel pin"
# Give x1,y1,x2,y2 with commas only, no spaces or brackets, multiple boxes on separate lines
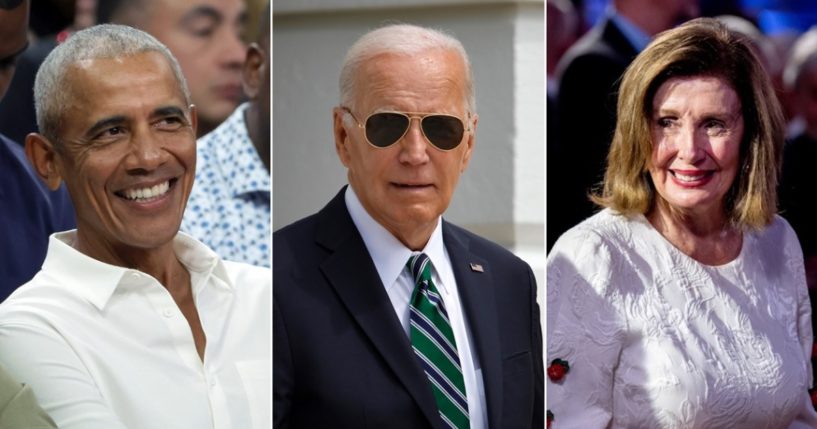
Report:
469,262,484,273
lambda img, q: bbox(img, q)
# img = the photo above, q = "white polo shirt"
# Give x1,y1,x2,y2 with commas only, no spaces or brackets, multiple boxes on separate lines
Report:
0,231,271,429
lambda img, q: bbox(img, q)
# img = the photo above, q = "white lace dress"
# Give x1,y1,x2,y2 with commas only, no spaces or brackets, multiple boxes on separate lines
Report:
547,209,817,428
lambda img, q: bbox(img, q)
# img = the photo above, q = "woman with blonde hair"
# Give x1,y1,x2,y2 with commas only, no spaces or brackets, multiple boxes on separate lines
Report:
547,18,817,428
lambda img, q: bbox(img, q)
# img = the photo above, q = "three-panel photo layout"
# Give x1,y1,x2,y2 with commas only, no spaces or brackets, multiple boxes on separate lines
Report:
0,0,816,428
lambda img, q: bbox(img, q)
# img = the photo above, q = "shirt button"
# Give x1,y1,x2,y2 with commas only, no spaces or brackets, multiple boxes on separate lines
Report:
162,308,174,318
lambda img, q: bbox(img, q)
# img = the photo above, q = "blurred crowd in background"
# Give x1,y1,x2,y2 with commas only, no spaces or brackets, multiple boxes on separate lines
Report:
0,0,268,145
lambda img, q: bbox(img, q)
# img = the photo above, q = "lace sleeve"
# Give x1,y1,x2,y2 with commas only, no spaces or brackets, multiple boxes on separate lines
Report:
547,228,627,428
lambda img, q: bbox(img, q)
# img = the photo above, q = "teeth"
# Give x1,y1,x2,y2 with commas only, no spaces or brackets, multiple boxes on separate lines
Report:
673,172,706,182
123,181,170,201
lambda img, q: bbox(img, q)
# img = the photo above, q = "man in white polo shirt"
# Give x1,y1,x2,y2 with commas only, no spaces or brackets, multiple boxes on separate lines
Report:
0,24,270,429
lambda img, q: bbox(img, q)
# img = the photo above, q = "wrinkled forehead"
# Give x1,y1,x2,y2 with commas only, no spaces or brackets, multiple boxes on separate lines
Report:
55,52,190,136
357,49,461,76
65,52,186,101
649,72,744,111
353,49,469,110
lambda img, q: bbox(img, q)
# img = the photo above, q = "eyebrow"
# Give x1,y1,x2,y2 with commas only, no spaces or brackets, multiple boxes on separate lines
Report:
654,108,736,118
84,106,187,138
152,106,187,119
85,115,127,139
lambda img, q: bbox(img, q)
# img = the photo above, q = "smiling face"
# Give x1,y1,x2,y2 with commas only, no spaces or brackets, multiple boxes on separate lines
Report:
649,75,744,221
51,51,197,260
334,49,476,249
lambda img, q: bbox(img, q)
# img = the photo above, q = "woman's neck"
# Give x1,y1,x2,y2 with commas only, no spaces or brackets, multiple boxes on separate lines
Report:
647,202,742,266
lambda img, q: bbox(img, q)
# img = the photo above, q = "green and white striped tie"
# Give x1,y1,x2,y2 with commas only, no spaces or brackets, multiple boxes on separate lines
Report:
407,253,469,429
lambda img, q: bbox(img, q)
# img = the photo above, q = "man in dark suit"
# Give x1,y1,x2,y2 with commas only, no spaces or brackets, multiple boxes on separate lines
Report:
548,0,698,250
274,24,543,429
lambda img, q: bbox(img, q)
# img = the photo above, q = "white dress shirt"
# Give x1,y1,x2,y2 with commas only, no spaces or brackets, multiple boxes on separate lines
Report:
345,186,487,429
0,231,271,429
548,210,817,428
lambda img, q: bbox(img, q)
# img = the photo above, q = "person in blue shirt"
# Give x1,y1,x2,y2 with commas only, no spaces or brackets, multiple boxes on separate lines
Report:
182,4,270,267
0,0,75,296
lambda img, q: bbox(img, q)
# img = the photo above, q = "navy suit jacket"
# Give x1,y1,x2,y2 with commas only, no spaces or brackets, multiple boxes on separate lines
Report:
273,188,543,428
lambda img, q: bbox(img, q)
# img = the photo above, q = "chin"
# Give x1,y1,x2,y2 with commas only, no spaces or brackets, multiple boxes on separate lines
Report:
394,206,441,226
121,223,181,250
664,196,722,213
128,234,178,250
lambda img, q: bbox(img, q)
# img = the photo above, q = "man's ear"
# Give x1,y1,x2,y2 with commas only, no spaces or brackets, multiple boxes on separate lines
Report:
189,104,198,136
25,133,64,191
242,43,265,100
460,113,478,172
333,107,352,168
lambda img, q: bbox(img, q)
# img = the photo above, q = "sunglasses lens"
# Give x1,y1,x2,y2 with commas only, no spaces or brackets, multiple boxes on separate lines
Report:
422,115,464,150
366,113,409,147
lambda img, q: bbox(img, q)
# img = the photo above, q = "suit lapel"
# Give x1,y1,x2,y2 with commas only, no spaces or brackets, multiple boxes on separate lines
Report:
444,222,503,429
315,189,443,429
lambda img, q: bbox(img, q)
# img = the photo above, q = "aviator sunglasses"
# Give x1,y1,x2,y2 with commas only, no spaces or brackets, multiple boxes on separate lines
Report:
342,107,469,151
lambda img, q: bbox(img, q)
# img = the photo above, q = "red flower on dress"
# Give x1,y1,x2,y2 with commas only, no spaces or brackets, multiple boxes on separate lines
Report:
547,358,570,382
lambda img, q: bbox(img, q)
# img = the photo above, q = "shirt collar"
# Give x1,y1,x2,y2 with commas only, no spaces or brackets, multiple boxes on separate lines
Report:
417,220,448,294
344,185,447,293
202,102,270,198
610,11,652,52
42,230,233,311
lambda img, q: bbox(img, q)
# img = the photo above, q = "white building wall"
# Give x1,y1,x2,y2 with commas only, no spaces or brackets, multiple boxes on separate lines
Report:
272,0,545,297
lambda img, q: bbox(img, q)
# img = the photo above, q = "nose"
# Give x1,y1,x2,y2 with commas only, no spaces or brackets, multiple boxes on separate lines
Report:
220,29,246,68
397,117,430,165
125,131,166,173
675,125,706,164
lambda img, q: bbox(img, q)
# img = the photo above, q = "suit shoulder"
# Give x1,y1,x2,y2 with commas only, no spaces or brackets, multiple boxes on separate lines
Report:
272,212,321,270
274,211,320,241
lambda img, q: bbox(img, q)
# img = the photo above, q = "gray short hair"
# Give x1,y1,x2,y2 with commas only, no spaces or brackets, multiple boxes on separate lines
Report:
339,24,476,114
34,24,190,142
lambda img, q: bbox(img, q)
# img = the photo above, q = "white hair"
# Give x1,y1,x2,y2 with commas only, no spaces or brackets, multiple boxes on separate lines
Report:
338,24,476,114
784,26,817,91
34,24,190,142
